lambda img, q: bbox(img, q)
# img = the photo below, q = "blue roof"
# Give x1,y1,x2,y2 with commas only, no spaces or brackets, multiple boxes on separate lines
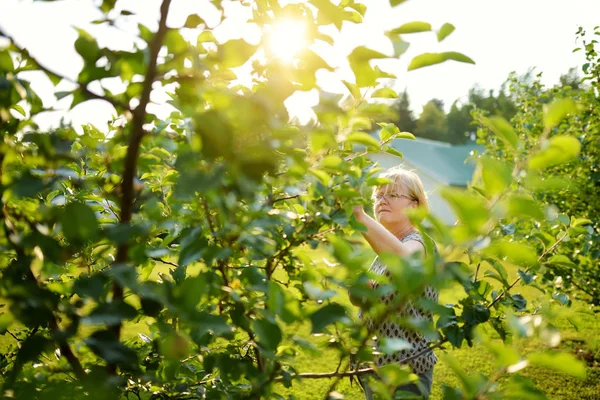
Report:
389,138,484,186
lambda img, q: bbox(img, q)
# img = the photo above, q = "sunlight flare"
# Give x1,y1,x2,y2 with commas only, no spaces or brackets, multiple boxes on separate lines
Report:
265,19,307,63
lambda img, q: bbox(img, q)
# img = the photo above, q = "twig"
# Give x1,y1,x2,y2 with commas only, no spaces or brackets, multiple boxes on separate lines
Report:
488,230,569,309
151,257,178,268
270,194,300,205
201,196,217,238
5,329,20,344
108,0,172,375
274,367,375,382
473,262,480,283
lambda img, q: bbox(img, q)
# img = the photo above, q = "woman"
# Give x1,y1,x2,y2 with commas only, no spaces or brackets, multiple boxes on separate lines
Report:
352,166,438,400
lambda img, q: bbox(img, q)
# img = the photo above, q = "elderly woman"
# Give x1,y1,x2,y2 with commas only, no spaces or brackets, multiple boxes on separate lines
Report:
352,166,438,400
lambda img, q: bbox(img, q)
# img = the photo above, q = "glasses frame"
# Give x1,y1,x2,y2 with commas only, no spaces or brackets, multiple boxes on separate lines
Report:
373,192,415,203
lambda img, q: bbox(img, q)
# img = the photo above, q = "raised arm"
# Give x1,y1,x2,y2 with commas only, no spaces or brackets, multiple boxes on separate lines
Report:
353,205,423,256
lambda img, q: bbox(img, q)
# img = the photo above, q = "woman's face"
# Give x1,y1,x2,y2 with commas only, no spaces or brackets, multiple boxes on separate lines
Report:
373,183,417,227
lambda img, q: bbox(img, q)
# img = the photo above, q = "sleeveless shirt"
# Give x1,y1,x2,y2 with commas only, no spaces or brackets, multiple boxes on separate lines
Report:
361,232,439,374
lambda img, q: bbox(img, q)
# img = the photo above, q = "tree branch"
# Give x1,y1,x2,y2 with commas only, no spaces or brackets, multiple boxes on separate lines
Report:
488,230,569,309
0,29,132,113
275,367,374,382
108,0,172,375
151,257,178,268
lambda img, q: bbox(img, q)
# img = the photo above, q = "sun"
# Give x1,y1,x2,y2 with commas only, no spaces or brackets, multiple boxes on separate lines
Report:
265,19,307,63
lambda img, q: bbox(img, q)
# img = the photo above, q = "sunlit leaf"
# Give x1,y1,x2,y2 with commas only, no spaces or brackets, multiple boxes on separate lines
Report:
528,135,581,171
480,156,512,196
342,80,361,99
481,116,519,148
437,23,455,42
371,88,398,98
408,52,475,71
346,132,380,149
184,14,204,28
390,21,432,34
543,98,578,130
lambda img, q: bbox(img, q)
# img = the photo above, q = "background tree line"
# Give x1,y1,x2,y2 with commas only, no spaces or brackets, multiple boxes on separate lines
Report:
393,67,582,144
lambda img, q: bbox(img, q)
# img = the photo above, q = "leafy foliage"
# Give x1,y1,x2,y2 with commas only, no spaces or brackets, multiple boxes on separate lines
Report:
0,2,593,400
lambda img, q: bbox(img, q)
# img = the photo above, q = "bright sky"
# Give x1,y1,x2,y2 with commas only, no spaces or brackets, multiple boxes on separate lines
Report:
2,0,599,131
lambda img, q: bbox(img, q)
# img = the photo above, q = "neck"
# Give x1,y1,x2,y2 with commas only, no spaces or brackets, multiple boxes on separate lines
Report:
385,223,415,240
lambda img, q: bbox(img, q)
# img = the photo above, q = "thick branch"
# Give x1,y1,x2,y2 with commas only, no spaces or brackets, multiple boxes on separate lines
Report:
0,29,131,113
274,367,374,382
108,0,172,375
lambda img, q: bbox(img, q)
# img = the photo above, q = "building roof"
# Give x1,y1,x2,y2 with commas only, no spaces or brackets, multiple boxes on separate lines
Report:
389,138,484,186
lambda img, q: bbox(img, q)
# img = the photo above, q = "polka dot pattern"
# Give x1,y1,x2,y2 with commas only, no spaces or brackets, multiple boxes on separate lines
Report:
361,233,439,375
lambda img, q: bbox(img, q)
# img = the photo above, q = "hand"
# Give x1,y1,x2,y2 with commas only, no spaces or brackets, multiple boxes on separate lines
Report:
352,205,366,221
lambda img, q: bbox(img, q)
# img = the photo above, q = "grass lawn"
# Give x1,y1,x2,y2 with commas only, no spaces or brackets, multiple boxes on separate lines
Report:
1,245,599,399
273,245,600,400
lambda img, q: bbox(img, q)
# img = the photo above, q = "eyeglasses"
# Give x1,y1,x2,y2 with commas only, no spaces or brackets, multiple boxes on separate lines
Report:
373,192,414,203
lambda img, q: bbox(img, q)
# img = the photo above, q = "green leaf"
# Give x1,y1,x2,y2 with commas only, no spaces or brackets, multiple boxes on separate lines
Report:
73,274,108,300
481,116,519,148
347,46,388,87
371,88,398,98
86,330,138,365
310,303,349,333
253,318,282,351
572,218,592,227
0,50,14,72
309,168,331,185
437,23,455,42
379,338,412,355
408,51,475,71
60,202,99,243
440,187,489,237
528,135,581,171
217,39,257,68
378,123,400,142
480,156,512,196
463,303,491,325
505,193,545,221
198,30,217,43
74,29,101,62
346,132,380,149
543,98,578,130
528,352,586,379
10,104,26,117
100,0,116,13
390,0,409,6
389,36,410,57
383,146,403,158
390,21,432,34
397,131,416,140
484,241,538,267
82,301,138,326
517,270,535,286
342,80,361,99
184,14,204,28
546,254,576,267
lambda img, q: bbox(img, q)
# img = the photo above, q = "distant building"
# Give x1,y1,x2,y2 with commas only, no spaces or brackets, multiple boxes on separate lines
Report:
369,138,484,224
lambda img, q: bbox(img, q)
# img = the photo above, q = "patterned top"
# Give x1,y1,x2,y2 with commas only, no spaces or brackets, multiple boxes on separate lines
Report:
361,232,439,375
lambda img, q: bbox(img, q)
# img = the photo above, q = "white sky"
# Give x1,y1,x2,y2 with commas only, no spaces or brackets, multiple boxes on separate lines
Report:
1,0,599,131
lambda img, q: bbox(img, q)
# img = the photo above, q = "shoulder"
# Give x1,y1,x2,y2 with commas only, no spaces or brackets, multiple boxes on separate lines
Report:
401,232,436,255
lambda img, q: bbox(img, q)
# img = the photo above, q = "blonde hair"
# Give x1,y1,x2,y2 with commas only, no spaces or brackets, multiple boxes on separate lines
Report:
372,166,429,212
